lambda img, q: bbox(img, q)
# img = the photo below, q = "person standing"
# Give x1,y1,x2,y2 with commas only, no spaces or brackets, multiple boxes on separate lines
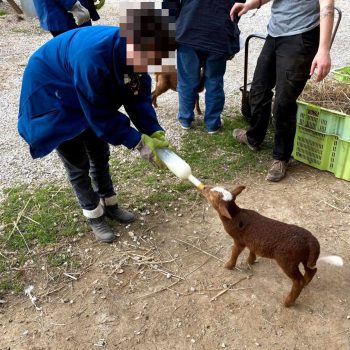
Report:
176,0,241,134
231,0,334,181
18,6,176,243
33,0,100,37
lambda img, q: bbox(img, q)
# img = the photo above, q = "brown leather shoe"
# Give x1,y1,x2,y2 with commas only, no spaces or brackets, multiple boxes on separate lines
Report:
232,129,259,151
266,160,288,182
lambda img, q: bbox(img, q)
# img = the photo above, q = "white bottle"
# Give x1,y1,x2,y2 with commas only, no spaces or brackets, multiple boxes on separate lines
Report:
156,148,204,189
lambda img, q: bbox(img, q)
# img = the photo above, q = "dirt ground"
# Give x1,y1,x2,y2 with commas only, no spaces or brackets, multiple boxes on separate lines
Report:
1,1,350,350
1,165,349,350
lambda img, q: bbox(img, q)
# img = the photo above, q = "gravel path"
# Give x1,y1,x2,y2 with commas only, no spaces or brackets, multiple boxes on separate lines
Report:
0,1,349,199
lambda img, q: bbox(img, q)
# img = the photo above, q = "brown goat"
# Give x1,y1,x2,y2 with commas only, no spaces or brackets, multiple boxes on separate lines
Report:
151,70,205,115
202,185,343,307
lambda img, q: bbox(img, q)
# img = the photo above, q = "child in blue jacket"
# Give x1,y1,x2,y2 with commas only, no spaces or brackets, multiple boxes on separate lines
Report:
176,0,241,133
18,6,176,243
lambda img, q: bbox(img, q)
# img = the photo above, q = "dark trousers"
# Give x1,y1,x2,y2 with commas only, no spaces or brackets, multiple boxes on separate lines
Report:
56,129,115,211
50,30,67,37
50,20,92,37
247,27,319,161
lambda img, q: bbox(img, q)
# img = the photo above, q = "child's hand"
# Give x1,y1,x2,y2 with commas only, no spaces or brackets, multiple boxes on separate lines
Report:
136,134,169,168
150,130,169,144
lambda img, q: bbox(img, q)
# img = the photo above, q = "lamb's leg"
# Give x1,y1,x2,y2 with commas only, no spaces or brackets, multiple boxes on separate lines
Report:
224,243,245,270
303,265,317,286
195,95,202,115
278,262,305,307
151,93,158,108
151,84,169,108
247,251,257,265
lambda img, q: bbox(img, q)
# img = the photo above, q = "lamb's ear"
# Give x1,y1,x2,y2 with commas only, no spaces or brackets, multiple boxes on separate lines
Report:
231,186,246,198
218,203,232,219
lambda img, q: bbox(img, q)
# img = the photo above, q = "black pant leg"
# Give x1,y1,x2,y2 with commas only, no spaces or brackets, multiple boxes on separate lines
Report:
50,30,67,37
273,27,319,161
56,131,100,210
83,129,116,199
246,36,276,146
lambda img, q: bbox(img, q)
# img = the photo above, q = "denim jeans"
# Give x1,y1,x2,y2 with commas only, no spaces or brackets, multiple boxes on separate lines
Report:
56,128,115,211
177,45,227,132
247,27,319,161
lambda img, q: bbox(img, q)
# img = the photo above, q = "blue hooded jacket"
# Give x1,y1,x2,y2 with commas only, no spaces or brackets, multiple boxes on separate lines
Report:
33,0,99,31
18,26,163,159
176,0,241,57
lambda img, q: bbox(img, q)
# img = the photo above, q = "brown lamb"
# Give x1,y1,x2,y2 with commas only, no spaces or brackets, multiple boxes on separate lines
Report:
202,185,343,307
151,69,205,115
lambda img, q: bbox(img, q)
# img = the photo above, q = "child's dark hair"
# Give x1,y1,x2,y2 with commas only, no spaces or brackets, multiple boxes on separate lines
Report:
121,4,176,63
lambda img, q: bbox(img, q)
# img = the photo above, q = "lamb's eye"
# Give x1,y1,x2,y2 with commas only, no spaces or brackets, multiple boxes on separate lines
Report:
239,221,243,228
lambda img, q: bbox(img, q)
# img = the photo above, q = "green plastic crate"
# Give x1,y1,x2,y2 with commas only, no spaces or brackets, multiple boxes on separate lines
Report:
332,66,350,84
293,126,350,181
334,139,350,180
296,101,350,141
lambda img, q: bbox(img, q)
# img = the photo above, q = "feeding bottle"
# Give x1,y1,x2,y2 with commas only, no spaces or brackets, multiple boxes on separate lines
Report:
156,148,204,190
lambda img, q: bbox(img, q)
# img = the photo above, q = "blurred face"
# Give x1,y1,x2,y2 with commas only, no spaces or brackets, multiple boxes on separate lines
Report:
119,2,176,73
125,41,157,73
125,41,176,73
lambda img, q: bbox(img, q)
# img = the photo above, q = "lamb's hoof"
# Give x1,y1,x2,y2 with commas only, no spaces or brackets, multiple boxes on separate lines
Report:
224,261,235,270
247,259,257,266
283,298,295,307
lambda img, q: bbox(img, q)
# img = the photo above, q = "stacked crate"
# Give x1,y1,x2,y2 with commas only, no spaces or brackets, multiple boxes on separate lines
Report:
292,98,350,181
332,66,350,84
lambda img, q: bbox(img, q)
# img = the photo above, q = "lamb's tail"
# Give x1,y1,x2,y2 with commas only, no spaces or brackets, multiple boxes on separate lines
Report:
317,255,343,266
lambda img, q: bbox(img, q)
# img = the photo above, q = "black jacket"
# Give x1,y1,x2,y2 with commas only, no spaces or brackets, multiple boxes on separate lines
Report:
176,0,241,57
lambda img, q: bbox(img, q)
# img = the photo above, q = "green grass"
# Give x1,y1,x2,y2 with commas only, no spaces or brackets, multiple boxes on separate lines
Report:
0,275,23,294
0,10,8,16
0,113,273,296
1,185,85,251
0,185,85,297
10,28,32,34
180,113,273,183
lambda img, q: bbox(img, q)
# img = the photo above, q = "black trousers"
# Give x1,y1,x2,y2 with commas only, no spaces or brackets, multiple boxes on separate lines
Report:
56,129,115,211
50,30,66,37
50,20,92,37
247,26,319,161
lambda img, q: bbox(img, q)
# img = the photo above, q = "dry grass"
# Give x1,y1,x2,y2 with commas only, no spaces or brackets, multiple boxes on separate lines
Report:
300,78,350,114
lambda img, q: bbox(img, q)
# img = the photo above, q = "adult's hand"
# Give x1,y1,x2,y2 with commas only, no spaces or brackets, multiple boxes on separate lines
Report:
310,49,331,82
69,1,91,26
230,2,253,21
